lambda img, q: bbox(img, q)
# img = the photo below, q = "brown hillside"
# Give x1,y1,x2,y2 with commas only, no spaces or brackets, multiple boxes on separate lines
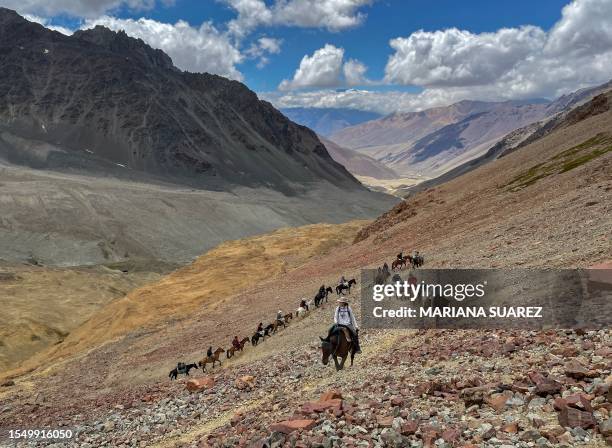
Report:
1,103,610,447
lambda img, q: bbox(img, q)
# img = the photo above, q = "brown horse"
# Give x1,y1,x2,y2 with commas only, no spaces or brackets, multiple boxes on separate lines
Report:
320,328,357,371
198,348,225,371
391,258,406,270
284,312,293,322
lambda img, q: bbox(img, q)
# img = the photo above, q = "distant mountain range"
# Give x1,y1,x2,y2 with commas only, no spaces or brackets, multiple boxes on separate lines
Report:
327,84,610,178
280,107,382,136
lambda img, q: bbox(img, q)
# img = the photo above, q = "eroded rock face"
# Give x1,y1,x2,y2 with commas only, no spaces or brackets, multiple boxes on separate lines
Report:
0,8,359,190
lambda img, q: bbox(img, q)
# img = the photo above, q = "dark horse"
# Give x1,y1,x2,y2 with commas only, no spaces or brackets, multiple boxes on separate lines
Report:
314,286,333,307
412,254,424,268
336,279,356,295
251,327,271,346
320,328,357,371
169,362,198,380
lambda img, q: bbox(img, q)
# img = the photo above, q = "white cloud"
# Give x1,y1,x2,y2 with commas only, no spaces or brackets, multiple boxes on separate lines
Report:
385,26,546,87
24,14,73,35
245,36,282,68
264,88,475,115
279,44,345,90
381,0,612,104
343,59,369,86
270,0,612,113
223,0,373,37
82,16,244,80
0,0,171,18
279,44,370,90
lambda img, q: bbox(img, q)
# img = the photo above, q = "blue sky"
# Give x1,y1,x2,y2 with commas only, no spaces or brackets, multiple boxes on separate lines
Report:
4,0,612,113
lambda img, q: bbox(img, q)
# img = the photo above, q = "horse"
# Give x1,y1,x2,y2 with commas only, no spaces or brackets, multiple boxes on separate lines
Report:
271,319,286,333
320,328,357,371
392,258,406,270
198,348,225,371
284,312,293,322
251,332,263,346
412,254,424,268
169,362,198,380
336,278,356,295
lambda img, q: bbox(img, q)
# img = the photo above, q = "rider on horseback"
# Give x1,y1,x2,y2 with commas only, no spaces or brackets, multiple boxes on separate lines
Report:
206,346,213,358
324,298,361,353
256,322,265,337
232,336,241,350
339,275,348,287
300,299,309,311
276,310,284,324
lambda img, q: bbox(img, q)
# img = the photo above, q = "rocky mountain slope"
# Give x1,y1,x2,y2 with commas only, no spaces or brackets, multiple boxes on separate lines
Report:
281,107,382,137
0,9,397,266
1,76,610,447
319,136,397,180
409,84,612,194
330,82,611,179
0,9,358,191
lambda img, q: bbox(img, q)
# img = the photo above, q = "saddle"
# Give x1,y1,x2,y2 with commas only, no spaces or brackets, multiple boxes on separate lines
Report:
177,362,186,373
332,326,352,342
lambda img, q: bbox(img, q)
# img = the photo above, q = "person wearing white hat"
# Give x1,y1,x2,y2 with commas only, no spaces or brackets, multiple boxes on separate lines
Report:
323,298,361,353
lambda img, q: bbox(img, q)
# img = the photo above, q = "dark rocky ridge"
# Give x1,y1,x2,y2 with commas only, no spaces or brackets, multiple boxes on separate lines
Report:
0,8,359,191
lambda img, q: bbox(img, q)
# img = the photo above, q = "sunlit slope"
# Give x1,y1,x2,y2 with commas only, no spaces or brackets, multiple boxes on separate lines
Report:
22,221,366,369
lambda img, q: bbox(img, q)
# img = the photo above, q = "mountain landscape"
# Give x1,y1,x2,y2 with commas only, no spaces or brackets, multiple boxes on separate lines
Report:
280,107,382,137
1,70,610,447
1,2,612,448
329,83,611,179
0,9,397,267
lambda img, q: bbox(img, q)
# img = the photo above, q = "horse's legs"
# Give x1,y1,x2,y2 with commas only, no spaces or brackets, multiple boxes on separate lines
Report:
339,354,347,370
350,351,355,366
333,355,341,371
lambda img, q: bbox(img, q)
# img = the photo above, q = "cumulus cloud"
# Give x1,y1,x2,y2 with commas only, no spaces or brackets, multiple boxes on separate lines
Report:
223,0,373,37
279,44,370,90
383,0,612,101
245,37,283,68
82,16,244,80
273,0,612,113
385,26,546,87
0,0,172,18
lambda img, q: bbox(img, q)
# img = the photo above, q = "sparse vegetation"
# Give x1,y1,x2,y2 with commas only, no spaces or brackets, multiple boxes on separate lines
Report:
504,133,612,191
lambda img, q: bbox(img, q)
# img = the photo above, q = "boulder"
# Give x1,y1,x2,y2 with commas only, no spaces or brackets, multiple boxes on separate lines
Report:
269,419,316,434
186,376,215,392
564,360,589,379
558,406,596,429
400,419,419,435
534,377,562,396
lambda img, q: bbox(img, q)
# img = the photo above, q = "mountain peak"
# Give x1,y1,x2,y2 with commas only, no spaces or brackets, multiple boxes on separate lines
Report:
73,26,176,71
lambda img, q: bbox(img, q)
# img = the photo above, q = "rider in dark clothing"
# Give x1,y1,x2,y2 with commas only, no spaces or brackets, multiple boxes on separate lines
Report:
206,346,213,358
232,336,240,349
300,299,309,311
397,251,403,261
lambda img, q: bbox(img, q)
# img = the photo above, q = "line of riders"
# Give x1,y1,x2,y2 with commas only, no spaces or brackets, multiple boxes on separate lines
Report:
169,275,357,380
169,250,425,378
